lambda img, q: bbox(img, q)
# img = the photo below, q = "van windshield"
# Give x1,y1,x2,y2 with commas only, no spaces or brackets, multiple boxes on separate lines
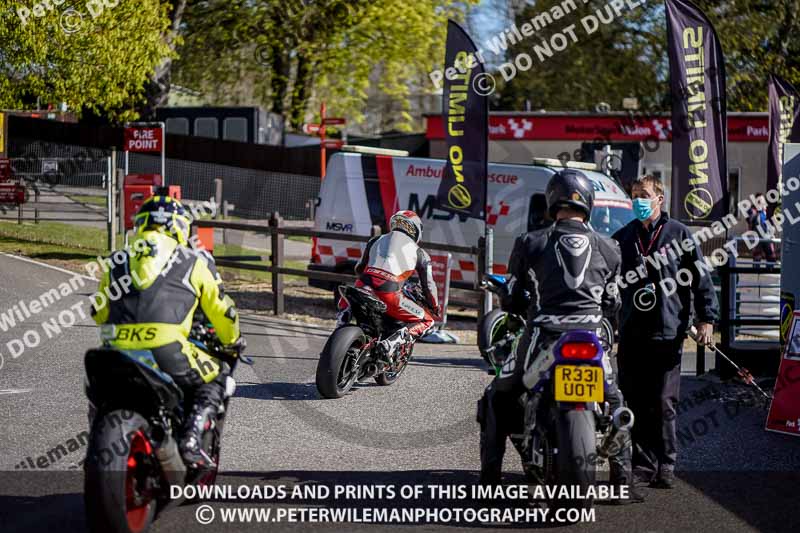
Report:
590,205,635,237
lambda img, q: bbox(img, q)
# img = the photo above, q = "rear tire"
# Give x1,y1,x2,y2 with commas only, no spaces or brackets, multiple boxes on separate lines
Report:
316,326,366,399
553,409,596,518
84,410,157,533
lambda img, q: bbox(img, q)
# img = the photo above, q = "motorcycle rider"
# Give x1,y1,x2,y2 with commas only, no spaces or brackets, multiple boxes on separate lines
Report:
91,195,243,469
477,170,644,504
338,210,440,361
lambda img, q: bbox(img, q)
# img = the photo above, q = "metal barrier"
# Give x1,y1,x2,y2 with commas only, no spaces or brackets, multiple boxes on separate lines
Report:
194,215,487,317
717,251,781,376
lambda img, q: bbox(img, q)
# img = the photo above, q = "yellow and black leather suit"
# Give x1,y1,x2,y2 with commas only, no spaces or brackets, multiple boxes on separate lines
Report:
91,229,240,389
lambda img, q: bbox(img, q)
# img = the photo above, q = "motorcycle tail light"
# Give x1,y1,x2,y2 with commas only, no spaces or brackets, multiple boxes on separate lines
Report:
560,342,597,359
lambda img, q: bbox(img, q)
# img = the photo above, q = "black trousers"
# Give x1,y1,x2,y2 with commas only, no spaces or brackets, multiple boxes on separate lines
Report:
478,325,631,485
617,334,683,478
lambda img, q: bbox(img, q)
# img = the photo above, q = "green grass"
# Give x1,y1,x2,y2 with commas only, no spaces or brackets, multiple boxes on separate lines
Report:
0,220,308,283
0,235,102,264
0,220,108,252
68,194,107,207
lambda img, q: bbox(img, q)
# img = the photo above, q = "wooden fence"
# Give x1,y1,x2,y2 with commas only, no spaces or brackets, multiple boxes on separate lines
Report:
193,213,488,316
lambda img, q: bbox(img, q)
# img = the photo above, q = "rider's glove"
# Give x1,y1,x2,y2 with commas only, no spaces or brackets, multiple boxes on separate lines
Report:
226,336,247,356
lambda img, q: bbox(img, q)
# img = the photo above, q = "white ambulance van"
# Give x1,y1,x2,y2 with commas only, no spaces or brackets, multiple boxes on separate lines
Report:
308,151,634,287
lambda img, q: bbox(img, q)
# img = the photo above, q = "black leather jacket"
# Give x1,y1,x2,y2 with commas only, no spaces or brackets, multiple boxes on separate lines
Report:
502,218,622,329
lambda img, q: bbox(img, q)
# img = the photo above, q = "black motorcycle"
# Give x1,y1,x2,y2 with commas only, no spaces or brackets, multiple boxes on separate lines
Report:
477,274,633,512
316,283,428,399
82,316,250,533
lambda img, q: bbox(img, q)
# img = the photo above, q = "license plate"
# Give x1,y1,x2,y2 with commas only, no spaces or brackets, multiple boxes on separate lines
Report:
554,365,603,402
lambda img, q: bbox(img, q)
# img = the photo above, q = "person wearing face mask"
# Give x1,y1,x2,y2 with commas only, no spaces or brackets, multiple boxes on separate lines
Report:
611,175,718,490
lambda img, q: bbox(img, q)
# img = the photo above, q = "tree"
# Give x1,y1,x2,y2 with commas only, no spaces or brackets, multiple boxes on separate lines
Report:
172,0,471,131
490,0,800,113
140,0,189,119
494,0,665,112
0,0,172,122
690,0,800,111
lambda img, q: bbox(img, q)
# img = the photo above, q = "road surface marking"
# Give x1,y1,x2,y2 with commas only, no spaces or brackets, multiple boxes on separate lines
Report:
0,388,33,395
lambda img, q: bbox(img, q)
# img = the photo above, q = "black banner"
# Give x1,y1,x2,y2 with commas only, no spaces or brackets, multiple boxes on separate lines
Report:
666,0,728,223
767,74,800,198
436,20,487,220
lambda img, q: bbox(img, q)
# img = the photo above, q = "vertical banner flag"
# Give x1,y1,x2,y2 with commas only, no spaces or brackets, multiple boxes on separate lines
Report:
666,0,728,223
436,20,488,220
0,112,6,157
767,75,800,199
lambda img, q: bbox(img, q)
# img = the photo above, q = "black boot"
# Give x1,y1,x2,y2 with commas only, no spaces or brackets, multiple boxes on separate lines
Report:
610,481,646,505
179,380,224,469
610,459,645,505
377,328,410,364
179,404,218,469
651,466,676,489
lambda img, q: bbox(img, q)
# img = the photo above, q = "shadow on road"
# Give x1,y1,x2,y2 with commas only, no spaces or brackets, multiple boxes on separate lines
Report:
411,357,487,371
235,382,319,401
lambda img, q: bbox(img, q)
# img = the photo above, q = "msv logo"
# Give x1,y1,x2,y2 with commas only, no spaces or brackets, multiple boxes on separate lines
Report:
326,221,353,232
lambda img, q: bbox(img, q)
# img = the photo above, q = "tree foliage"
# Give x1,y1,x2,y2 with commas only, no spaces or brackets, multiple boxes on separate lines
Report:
173,0,469,130
494,0,800,112
691,0,800,111
0,0,172,121
495,0,665,112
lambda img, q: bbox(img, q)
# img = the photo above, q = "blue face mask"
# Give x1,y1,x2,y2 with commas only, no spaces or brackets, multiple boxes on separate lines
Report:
633,198,653,221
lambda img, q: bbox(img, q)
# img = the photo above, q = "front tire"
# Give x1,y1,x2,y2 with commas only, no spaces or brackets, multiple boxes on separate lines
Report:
316,326,366,398
84,410,157,533
554,408,596,516
477,308,507,369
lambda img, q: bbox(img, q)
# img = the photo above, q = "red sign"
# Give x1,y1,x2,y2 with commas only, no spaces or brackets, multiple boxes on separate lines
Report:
767,311,800,436
429,254,452,321
0,158,11,181
124,174,163,186
303,123,321,135
426,114,770,143
322,140,344,149
124,127,163,152
0,183,26,205
322,117,346,126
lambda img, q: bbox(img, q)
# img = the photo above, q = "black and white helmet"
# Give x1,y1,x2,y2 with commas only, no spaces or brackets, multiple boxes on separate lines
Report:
545,169,595,221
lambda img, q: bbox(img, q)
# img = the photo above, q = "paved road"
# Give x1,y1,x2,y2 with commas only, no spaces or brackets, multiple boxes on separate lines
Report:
0,253,798,533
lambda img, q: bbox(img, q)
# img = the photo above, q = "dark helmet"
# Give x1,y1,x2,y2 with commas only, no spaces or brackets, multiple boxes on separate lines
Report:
545,169,595,220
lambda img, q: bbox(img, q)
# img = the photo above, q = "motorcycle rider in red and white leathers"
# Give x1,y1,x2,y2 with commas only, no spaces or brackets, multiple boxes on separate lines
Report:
338,210,440,361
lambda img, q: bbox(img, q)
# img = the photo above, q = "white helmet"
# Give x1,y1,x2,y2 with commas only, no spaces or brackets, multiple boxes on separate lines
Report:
390,210,423,243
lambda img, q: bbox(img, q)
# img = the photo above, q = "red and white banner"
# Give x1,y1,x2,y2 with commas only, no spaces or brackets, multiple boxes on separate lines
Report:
766,310,800,436
426,114,769,143
124,127,163,153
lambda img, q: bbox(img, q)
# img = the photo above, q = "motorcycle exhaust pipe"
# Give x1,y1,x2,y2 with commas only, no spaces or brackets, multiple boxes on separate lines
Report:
155,434,186,488
597,407,634,458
